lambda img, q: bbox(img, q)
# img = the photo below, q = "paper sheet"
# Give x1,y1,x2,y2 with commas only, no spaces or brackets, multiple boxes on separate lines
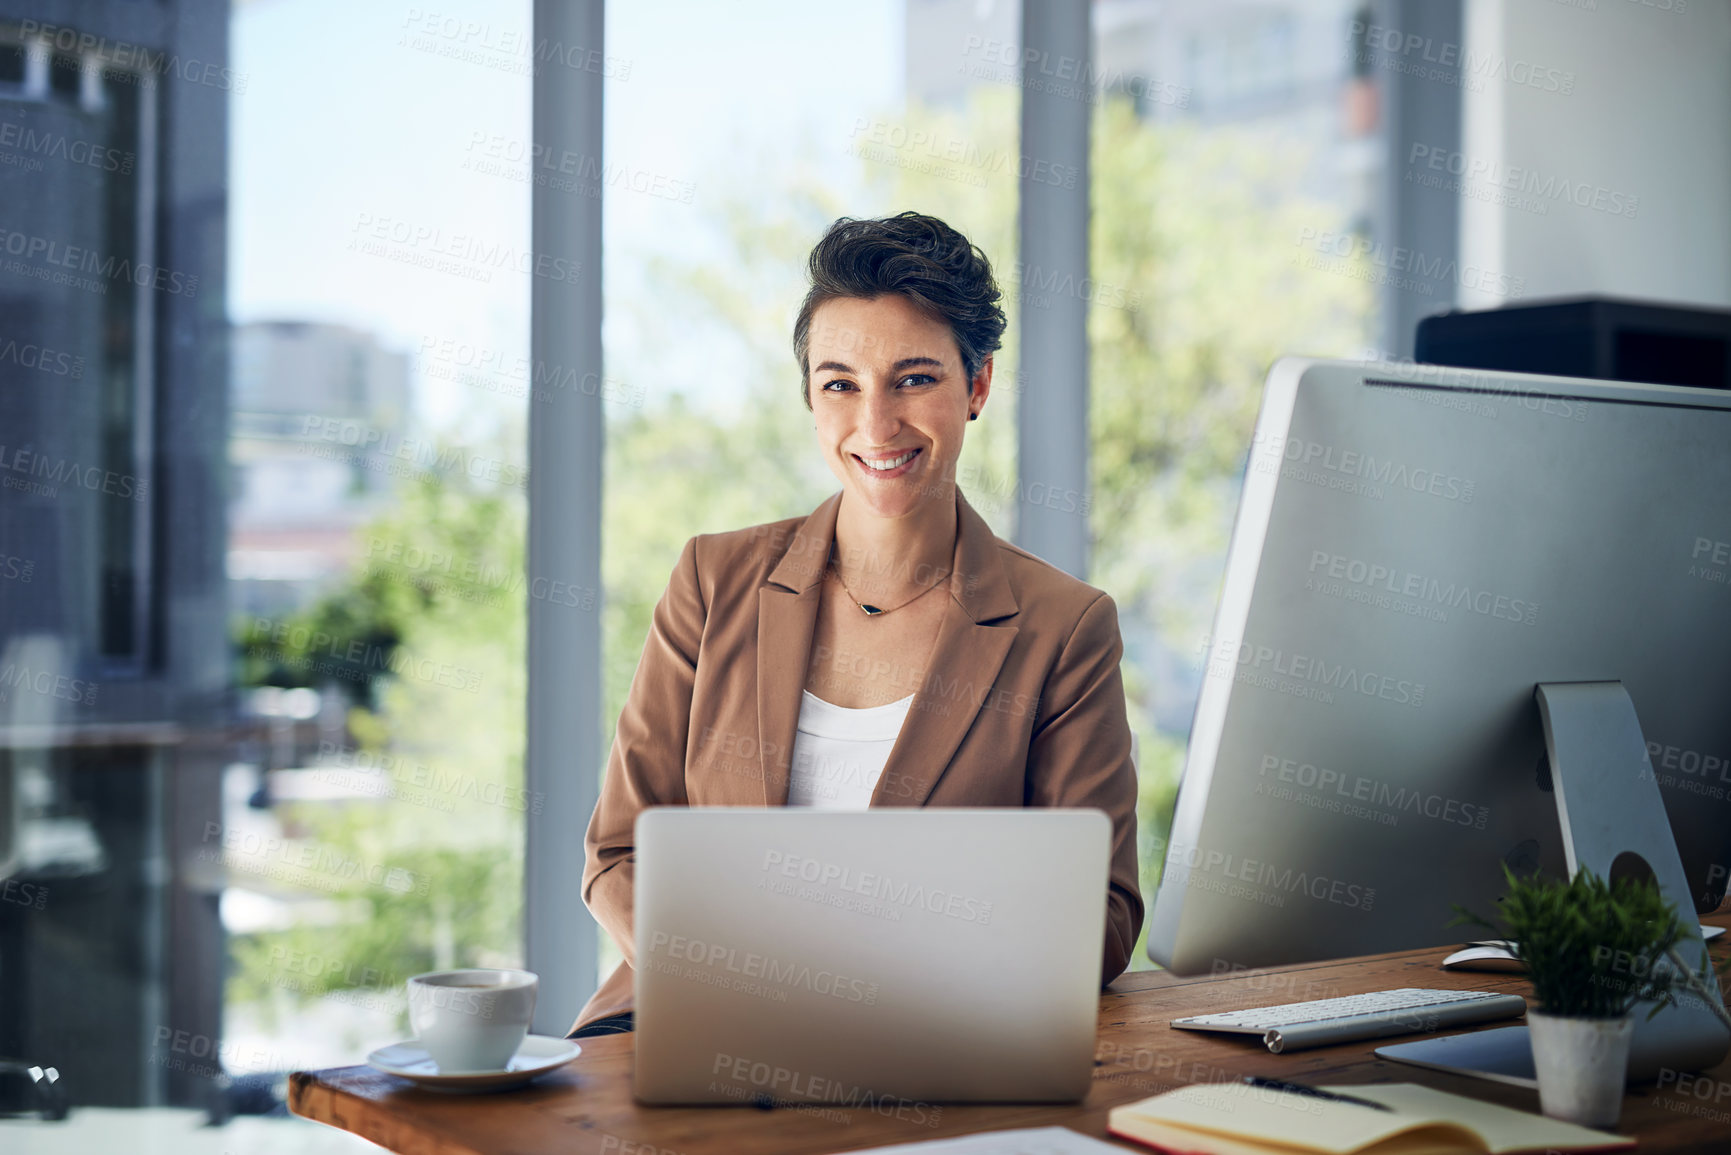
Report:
826,1124,1137,1155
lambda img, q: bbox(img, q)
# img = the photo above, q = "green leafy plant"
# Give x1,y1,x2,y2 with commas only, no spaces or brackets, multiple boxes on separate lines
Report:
1453,865,1703,1019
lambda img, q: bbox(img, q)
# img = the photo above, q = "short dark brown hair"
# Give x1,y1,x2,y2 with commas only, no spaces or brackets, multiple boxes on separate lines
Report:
793,211,1006,410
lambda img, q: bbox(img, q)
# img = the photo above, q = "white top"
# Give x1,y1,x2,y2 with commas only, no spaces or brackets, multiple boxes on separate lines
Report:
785,689,916,809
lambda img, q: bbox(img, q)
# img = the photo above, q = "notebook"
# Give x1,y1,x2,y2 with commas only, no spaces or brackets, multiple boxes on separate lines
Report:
1106,1081,1635,1154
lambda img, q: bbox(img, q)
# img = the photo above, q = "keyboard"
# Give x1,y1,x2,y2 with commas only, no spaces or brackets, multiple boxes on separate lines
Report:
1171,987,1526,1053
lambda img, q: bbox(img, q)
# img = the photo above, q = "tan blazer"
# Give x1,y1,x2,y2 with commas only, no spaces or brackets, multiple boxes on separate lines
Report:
571,486,1144,1033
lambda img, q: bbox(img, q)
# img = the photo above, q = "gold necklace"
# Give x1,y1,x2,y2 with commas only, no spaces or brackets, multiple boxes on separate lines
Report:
826,552,951,616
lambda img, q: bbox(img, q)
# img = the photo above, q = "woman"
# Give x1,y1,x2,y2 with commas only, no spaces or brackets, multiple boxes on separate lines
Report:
569,211,1142,1037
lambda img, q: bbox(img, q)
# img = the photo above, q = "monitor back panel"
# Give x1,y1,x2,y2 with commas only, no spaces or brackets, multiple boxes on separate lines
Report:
1149,358,1731,974
633,808,1109,1105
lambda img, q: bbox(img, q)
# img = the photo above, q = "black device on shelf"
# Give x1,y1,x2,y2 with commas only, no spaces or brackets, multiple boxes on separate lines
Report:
1415,296,1731,391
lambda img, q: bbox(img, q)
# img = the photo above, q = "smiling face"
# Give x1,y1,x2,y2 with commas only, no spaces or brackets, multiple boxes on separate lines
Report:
806,293,991,522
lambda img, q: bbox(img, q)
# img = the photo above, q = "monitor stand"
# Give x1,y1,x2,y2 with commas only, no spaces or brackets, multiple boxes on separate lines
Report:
1378,681,1731,1087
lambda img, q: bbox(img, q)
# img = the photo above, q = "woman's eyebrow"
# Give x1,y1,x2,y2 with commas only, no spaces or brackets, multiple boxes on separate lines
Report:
813,355,945,375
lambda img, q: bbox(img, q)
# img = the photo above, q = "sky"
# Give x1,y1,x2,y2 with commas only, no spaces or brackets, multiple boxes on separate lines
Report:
228,0,904,432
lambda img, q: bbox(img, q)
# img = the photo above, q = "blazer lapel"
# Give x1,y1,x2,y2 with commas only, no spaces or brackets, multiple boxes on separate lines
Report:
755,584,819,805
756,493,840,805
871,490,1018,807
754,488,1021,809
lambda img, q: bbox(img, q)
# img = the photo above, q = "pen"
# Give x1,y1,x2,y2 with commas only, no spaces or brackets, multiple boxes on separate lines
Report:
1242,1076,1394,1112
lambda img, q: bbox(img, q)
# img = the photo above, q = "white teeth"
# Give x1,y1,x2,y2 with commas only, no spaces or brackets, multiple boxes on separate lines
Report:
862,450,916,471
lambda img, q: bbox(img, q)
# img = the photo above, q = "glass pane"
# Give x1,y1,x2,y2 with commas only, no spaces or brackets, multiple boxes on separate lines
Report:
601,0,1021,978
1090,2,1384,964
0,0,529,1143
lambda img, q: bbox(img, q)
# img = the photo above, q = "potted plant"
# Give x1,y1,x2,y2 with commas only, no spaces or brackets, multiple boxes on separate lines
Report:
1455,865,1703,1128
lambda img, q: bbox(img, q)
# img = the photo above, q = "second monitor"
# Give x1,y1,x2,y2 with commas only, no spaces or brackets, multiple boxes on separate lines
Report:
1148,357,1731,983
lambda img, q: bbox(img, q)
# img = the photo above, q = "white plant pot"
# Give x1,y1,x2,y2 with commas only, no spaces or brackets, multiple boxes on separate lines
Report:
1527,1010,1635,1128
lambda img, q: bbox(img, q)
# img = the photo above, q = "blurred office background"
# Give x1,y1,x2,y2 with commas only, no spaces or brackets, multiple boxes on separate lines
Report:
0,0,1724,1148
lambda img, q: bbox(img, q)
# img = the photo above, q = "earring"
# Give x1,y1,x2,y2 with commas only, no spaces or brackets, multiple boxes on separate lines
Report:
968,412,978,421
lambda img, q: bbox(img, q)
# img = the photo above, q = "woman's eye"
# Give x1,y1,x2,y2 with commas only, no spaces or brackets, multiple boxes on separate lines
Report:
821,379,854,392
898,374,935,388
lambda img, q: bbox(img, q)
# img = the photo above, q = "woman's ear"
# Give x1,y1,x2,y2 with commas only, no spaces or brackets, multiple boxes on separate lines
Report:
968,355,994,420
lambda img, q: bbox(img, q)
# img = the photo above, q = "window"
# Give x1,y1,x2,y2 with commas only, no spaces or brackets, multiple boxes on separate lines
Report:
1,5,529,1141
1091,1,1383,962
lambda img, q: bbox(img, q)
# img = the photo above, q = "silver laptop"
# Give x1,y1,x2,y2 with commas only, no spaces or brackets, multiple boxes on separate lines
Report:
632,807,1111,1106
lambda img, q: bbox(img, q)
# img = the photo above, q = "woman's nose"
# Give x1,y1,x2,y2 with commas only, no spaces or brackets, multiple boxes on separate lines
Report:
860,388,902,441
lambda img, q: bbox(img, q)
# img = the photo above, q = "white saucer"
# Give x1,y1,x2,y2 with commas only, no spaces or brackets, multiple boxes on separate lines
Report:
365,1034,581,1092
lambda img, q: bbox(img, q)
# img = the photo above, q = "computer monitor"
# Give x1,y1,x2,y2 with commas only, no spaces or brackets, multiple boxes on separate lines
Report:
1145,357,1731,1076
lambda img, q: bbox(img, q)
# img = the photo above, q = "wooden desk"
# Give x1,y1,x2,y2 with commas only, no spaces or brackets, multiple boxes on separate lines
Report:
292,913,1731,1154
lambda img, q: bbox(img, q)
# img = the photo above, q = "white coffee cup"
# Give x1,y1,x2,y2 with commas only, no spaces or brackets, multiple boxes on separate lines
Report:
407,968,538,1073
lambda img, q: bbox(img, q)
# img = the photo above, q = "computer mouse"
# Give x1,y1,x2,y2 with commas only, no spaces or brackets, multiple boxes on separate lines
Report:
1443,926,1720,971
1441,944,1526,973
